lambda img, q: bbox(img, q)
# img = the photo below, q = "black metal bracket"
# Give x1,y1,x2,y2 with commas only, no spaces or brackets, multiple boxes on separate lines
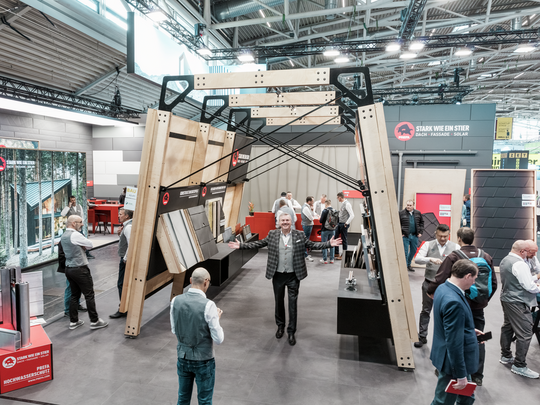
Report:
329,67,374,108
227,108,265,133
200,95,229,124
158,75,194,111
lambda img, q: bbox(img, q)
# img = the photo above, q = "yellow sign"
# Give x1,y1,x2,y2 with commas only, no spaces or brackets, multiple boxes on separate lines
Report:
495,117,513,140
492,152,540,169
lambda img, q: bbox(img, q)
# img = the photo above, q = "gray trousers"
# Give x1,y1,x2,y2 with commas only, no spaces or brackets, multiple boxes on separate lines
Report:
500,300,533,368
419,279,434,339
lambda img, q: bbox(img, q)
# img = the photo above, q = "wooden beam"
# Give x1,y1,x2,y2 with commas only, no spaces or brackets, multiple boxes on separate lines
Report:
229,91,336,107
194,68,330,90
170,273,187,300
267,116,340,126
144,271,174,296
216,131,235,183
252,106,339,118
202,127,227,183
188,123,211,186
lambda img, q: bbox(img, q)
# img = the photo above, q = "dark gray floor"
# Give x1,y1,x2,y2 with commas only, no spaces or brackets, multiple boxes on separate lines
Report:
1,246,539,404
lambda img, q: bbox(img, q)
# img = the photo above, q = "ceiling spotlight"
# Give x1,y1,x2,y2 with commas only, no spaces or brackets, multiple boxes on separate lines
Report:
455,47,473,56
400,52,417,59
514,44,535,53
409,41,425,51
455,95,463,105
197,47,212,56
324,49,340,57
411,94,419,105
238,52,255,62
334,55,349,63
386,42,401,52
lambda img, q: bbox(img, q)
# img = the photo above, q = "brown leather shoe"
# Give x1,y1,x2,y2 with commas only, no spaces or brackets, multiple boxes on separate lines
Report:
335,255,342,260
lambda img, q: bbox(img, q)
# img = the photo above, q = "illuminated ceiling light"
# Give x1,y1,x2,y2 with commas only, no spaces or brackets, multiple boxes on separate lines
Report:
238,52,255,62
323,49,340,57
266,22,271,27
334,55,349,63
289,59,294,67
147,10,168,23
259,10,265,18
0,97,137,127
386,42,401,52
409,41,425,51
400,52,417,59
514,44,535,53
455,47,473,56
197,47,212,56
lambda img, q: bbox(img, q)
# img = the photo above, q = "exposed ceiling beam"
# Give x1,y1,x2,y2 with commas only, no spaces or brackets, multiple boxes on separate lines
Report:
0,5,31,32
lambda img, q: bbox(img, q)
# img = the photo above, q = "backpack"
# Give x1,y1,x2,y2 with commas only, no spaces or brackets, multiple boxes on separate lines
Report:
325,208,339,230
455,249,493,304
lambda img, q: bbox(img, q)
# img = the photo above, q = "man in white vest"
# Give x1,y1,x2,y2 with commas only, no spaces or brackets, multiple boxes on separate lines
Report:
171,268,224,404
413,224,460,348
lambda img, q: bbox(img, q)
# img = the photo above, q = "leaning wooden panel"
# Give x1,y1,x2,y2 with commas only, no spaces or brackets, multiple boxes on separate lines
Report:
229,91,336,107
267,116,341,126
161,116,200,188
373,103,417,341
356,103,415,369
202,126,226,183
123,110,172,337
216,131,235,183
252,106,339,118
188,123,211,186
403,168,466,243
194,68,330,90
229,183,244,227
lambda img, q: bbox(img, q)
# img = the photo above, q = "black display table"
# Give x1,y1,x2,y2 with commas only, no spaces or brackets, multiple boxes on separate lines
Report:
184,233,259,288
337,250,395,364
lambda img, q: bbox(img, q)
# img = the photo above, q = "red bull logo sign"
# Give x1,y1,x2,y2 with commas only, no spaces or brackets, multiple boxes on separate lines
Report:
394,122,415,141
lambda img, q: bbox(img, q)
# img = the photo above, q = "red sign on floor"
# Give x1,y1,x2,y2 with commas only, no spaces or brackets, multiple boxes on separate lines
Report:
0,325,53,393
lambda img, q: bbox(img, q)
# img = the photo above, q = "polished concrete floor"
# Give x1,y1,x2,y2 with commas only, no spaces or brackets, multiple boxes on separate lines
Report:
1,245,539,404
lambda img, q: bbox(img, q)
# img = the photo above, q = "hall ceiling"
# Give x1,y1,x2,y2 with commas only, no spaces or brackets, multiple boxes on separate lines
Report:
0,0,539,120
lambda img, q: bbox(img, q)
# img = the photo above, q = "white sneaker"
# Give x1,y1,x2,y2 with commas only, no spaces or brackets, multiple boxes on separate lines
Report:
319,259,328,264
511,365,540,379
69,320,84,330
90,318,109,330
306,255,314,262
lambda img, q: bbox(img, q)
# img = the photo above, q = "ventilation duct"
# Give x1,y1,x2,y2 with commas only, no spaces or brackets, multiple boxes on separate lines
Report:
214,0,298,21
326,0,338,20
511,17,522,30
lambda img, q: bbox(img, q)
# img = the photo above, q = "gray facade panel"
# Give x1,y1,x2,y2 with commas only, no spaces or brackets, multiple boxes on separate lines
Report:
471,104,496,120
93,185,125,198
404,137,464,150
92,137,113,150
123,150,142,161
117,174,139,185
382,106,400,121
399,105,471,121
461,136,495,150
112,137,144,151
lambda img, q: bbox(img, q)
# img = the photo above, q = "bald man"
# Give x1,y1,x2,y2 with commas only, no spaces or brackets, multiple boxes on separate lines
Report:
525,240,540,276
61,215,108,331
170,268,224,404
499,240,540,379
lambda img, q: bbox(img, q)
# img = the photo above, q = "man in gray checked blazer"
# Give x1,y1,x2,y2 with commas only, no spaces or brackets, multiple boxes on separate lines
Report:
229,213,341,346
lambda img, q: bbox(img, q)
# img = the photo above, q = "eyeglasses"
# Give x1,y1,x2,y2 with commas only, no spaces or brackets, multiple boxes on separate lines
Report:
205,278,211,286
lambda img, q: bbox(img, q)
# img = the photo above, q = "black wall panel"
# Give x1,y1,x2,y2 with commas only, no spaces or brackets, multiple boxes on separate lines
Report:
472,170,535,266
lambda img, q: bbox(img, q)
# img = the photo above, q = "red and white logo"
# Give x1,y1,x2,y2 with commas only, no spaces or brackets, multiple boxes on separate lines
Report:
394,122,415,141
2,356,16,369
202,186,207,197
232,150,239,167
0,156,6,172
162,192,169,205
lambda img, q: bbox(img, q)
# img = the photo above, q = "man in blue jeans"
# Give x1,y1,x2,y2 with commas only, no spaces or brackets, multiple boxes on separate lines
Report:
171,268,224,405
319,200,336,264
399,200,424,272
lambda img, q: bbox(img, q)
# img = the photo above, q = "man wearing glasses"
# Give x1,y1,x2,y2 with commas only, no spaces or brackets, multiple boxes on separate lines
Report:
170,268,224,404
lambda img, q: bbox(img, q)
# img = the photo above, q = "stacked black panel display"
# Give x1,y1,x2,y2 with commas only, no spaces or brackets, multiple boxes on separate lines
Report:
472,170,535,266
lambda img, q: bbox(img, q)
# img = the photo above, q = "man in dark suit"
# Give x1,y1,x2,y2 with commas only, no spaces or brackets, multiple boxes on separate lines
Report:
229,213,341,346
399,200,424,272
430,259,481,405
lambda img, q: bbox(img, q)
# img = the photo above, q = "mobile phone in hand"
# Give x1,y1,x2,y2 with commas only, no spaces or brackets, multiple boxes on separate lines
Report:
477,331,492,342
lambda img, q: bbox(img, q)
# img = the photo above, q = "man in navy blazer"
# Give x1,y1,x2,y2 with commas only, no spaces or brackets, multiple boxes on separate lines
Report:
430,259,482,405
229,213,341,345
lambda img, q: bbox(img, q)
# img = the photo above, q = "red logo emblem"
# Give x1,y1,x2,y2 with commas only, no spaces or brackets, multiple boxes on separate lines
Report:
162,192,169,205
202,186,207,197
0,157,6,172
232,150,239,167
394,122,415,141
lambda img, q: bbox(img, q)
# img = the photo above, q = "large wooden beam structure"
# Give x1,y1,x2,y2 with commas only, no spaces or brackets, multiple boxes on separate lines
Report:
356,103,417,369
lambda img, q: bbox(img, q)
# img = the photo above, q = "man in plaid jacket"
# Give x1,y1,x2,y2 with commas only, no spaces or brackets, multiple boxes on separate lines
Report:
229,213,341,346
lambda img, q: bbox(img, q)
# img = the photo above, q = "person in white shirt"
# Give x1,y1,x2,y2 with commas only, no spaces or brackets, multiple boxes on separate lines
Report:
271,192,292,213
313,194,327,216
170,268,224,404
413,224,460,348
300,196,318,261
335,192,355,260
286,192,302,210
62,195,94,259
499,240,540,379
276,199,296,229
